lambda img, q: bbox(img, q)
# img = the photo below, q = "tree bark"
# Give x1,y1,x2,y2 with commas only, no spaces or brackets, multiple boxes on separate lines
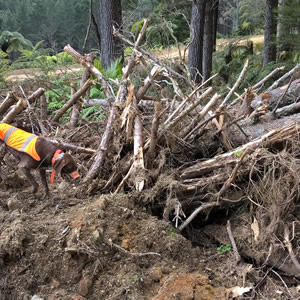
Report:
263,0,279,66
188,0,206,83
99,0,123,68
0,92,18,116
202,0,214,83
212,0,219,52
276,0,285,61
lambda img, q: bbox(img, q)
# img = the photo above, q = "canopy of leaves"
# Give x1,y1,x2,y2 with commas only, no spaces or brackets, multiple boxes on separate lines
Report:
0,31,33,53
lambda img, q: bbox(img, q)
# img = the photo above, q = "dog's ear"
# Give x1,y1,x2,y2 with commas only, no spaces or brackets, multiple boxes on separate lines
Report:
53,156,68,176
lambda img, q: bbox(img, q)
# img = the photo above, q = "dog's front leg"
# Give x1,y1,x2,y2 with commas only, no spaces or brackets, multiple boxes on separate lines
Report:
19,166,39,195
39,168,50,199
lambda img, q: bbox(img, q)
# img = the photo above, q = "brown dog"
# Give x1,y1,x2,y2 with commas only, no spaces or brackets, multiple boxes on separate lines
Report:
0,123,79,197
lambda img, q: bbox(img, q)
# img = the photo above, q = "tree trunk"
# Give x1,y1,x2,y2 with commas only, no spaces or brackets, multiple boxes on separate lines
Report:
188,0,206,83
276,0,285,61
202,0,214,83
212,0,219,52
263,0,278,66
99,0,123,69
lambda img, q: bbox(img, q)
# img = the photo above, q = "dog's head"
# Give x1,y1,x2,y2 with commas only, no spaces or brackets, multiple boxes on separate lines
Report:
52,152,80,183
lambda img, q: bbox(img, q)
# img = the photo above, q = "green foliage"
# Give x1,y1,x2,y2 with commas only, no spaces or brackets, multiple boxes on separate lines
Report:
212,37,294,94
81,105,106,122
89,87,105,99
0,31,33,53
218,0,265,36
46,86,69,111
93,56,123,80
278,0,300,58
168,227,176,238
131,18,147,37
56,52,74,64
146,2,190,47
217,244,231,254
124,47,133,56
45,78,71,123
234,150,244,158
0,49,10,84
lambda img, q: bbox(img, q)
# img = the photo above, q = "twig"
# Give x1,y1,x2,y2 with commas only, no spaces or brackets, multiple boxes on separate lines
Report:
268,64,299,91
271,269,295,299
284,224,300,272
215,114,246,135
226,220,241,263
113,28,191,87
229,66,285,108
219,58,249,110
179,202,219,232
272,67,297,115
164,73,218,126
216,149,249,202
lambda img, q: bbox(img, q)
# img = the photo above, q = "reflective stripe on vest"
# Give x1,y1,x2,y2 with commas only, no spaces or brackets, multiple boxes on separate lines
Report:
0,123,41,161
4,127,17,143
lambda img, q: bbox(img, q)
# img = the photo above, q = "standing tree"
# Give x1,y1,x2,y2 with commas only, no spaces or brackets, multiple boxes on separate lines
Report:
99,0,123,68
212,0,219,51
188,0,206,83
263,0,278,65
202,0,215,83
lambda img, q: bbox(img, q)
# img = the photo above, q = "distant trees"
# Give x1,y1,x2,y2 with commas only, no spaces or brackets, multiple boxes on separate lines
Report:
0,0,95,52
218,0,265,36
278,0,300,54
99,0,123,68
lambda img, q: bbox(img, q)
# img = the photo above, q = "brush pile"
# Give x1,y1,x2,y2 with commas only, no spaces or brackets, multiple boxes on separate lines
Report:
1,20,300,282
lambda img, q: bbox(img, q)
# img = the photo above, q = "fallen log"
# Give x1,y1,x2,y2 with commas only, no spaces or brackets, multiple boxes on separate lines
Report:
267,64,300,91
1,98,27,123
251,79,300,111
0,92,18,116
180,121,300,181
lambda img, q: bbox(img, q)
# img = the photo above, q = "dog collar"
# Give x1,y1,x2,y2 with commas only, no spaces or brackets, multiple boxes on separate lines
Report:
51,149,65,184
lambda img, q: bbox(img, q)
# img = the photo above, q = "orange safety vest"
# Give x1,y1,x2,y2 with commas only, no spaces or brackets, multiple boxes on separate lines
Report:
0,123,41,161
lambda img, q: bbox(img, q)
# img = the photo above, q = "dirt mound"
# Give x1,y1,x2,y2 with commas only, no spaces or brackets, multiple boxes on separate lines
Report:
0,184,227,300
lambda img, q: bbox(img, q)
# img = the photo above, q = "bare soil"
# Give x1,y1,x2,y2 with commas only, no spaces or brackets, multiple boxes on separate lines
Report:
0,169,228,300
0,158,299,300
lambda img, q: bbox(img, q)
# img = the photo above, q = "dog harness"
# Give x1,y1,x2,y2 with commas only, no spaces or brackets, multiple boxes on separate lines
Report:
50,149,80,184
0,123,41,161
50,149,64,184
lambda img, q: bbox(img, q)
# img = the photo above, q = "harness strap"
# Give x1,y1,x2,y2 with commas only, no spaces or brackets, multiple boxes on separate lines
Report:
50,149,64,184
